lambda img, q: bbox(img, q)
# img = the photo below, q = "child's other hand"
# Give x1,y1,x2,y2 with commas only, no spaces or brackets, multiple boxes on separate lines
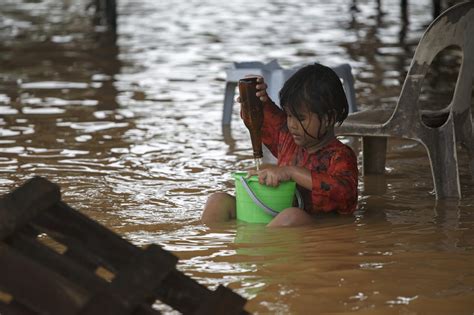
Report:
247,166,292,187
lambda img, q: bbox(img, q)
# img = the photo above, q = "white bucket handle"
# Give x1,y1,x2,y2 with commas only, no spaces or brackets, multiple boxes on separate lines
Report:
239,177,304,217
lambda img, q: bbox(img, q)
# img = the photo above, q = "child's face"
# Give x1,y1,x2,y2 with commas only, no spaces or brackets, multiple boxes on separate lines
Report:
285,106,326,149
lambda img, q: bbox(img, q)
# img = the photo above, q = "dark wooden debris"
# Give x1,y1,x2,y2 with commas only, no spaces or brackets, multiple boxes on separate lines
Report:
0,177,249,315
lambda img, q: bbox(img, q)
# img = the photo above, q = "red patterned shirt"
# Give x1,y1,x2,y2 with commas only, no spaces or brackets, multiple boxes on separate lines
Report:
261,101,358,214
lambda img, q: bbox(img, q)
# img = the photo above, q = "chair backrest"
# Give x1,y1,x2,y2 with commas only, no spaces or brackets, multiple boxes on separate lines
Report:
267,63,358,114
391,1,474,129
226,60,358,113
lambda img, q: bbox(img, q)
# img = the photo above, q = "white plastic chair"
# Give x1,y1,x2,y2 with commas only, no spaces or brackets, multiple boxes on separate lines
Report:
222,60,357,126
335,2,474,199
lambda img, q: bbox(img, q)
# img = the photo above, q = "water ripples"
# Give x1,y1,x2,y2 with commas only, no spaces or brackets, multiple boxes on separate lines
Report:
1,0,474,313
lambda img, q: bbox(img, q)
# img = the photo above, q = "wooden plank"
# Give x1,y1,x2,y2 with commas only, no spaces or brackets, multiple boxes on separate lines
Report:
154,270,214,313
28,201,229,313
0,244,89,315
32,216,115,274
33,201,137,272
79,293,159,315
195,285,248,315
7,231,165,315
0,301,37,315
21,221,107,275
81,245,177,314
155,271,250,314
111,244,177,306
0,177,60,241
0,286,37,315
7,230,108,294
78,291,129,315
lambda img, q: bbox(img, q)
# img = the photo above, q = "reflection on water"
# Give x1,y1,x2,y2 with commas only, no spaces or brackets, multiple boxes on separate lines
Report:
1,0,473,313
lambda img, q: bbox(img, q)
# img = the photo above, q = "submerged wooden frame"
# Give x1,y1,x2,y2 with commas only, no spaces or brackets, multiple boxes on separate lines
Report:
0,177,248,315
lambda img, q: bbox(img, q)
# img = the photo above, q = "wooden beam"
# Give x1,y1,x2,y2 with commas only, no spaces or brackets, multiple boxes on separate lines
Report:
0,177,60,241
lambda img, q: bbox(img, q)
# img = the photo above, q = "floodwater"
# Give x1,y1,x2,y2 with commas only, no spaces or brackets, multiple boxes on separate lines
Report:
1,0,473,313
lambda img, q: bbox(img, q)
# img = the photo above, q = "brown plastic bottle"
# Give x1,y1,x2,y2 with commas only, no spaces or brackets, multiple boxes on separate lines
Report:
238,76,263,160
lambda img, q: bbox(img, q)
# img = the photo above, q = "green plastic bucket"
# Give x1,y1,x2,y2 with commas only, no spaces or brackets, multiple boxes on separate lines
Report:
233,172,298,224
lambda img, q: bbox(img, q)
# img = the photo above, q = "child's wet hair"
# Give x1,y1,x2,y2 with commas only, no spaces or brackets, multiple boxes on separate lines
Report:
279,63,349,130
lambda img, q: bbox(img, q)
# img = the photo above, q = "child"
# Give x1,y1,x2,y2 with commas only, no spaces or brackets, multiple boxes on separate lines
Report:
202,63,358,227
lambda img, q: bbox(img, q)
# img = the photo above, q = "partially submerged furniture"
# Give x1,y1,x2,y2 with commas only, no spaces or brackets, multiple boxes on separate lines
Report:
222,60,357,126
336,1,474,199
0,177,248,315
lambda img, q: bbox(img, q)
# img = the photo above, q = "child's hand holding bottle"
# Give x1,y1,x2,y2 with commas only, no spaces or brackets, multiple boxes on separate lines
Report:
255,76,270,103
236,76,271,104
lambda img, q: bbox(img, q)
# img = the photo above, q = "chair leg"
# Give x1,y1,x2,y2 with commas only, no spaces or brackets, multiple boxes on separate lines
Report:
363,174,387,195
424,130,461,199
465,138,474,182
362,136,387,175
459,118,474,182
222,82,237,126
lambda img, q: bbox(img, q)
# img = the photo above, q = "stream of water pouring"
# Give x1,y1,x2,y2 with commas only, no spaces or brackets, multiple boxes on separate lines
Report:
254,157,261,171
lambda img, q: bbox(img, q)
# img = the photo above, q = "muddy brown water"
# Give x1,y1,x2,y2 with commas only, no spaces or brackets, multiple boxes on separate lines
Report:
1,0,473,314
